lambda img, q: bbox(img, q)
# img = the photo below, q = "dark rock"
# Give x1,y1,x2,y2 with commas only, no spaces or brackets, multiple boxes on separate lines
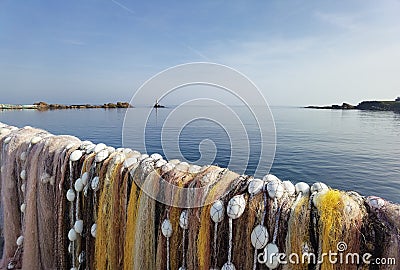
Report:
341,103,355,109
34,101,49,110
116,102,131,108
356,101,400,111
305,103,356,110
104,103,117,108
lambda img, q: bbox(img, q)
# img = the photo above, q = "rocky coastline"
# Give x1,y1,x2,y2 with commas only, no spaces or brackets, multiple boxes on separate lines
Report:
0,101,132,110
306,99,400,112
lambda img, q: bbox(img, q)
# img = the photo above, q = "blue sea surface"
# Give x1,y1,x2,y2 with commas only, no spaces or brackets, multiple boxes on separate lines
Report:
1,106,399,203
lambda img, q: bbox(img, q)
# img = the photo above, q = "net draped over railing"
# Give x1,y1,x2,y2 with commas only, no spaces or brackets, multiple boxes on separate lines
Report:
0,123,399,270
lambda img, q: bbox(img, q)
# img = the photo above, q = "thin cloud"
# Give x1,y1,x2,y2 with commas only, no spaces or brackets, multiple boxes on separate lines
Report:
110,0,136,15
184,45,211,61
315,11,360,31
207,37,318,68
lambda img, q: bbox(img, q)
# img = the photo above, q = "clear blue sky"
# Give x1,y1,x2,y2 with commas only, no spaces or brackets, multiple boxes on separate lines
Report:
1,0,399,106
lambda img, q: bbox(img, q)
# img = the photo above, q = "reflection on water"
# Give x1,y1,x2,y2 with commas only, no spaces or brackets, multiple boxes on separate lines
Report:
1,106,399,203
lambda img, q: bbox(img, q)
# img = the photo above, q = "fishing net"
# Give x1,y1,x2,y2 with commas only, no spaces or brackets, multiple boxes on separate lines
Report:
0,123,398,270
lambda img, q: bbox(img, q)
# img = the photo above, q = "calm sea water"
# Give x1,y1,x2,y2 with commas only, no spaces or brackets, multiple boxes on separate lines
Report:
1,106,399,203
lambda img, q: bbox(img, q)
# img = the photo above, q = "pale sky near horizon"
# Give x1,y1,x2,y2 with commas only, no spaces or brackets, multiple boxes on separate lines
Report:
1,0,400,106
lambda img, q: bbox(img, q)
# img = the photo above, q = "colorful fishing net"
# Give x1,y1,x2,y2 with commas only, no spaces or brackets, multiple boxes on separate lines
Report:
0,123,398,269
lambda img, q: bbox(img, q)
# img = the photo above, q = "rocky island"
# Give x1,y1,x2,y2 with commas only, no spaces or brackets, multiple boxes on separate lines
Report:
306,97,400,112
0,101,132,110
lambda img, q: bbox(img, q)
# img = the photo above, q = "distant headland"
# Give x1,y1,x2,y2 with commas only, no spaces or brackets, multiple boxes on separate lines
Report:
306,97,400,112
0,101,132,110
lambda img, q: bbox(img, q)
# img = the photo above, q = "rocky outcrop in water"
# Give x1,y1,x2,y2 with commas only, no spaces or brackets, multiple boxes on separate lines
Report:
357,101,400,111
305,102,356,110
0,102,133,110
0,101,134,110
306,99,400,112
